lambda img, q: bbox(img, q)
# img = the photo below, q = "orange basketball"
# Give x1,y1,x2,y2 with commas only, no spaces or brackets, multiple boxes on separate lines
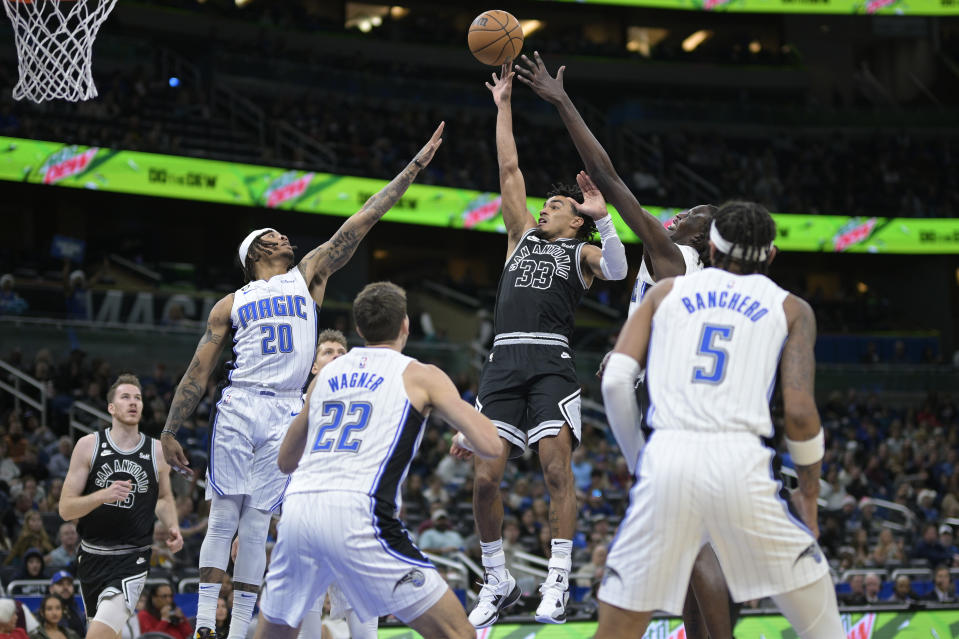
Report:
468,10,523,67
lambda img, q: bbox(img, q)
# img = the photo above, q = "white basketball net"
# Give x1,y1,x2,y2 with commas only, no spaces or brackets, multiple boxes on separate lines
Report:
2,0,118,103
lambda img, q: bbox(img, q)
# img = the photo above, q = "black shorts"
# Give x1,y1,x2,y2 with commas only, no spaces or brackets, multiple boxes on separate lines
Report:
77,547,151,617
476,343,581,458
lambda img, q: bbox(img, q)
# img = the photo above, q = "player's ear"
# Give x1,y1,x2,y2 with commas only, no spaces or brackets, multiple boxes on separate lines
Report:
107,402,115,417
402,315,410,337
355,325,365,340
709,241,717,263
767,245,778,266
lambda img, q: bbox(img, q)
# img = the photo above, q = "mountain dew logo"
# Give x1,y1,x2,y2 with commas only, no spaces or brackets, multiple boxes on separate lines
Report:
846,612,876,638
41,146,99,184
833,217,877,251
264,171,314,208
463,195,502,228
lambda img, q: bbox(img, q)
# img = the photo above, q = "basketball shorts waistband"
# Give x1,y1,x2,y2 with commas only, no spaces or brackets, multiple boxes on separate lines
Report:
493,332,569,347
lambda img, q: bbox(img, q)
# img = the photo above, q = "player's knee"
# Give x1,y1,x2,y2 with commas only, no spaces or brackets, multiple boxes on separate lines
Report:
542,459,572,493
474,469,501,501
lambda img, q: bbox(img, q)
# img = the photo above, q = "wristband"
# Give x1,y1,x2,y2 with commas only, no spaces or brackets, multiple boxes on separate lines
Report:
160,429,177,437
785,430,825,466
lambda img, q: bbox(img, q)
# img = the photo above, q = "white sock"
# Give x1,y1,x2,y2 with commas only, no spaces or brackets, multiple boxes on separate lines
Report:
550,539,573,573
227,590,258,639
480,539,507,581
195,582,221,631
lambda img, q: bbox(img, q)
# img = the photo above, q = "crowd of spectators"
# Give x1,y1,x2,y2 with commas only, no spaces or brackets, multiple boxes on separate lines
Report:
0,342,957,618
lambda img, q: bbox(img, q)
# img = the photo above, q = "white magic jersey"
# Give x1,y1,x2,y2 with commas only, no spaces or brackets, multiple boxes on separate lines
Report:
628,244,702,317
228,268,317,392
646,268,789,438
286,347,427,510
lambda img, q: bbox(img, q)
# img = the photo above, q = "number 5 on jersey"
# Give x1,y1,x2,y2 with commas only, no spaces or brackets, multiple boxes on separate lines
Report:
311,401,372,453
692,324,734,384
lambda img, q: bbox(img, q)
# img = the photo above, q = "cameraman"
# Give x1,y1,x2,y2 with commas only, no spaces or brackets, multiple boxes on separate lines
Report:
137,583,190,639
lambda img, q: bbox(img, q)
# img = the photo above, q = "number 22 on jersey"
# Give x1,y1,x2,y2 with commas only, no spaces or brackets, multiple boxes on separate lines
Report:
311,401,372,453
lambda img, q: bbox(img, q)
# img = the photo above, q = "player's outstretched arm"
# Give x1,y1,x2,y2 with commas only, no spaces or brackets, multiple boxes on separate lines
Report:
488,62,535,258
153,441,183,554
297,123,444,302
515,52,687,278
574,172,627,282
780,294,823,538
277,376,319,474
160,295,232,477
59,434,132,521
409,363,502,459
602,279,673,472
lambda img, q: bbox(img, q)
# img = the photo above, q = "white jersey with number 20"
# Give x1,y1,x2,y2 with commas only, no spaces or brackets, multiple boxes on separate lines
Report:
228,268,317,392
646,268,789,438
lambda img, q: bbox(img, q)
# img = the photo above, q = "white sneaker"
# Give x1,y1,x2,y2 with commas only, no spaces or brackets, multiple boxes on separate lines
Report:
468,570,521,629
535,570,570,624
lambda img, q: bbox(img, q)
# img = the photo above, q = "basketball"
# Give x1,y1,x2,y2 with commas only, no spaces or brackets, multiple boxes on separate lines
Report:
468,10,523,67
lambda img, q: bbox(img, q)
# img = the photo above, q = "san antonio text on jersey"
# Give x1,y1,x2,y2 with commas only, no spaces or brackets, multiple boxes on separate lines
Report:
493,229,588,340
78,430,159,552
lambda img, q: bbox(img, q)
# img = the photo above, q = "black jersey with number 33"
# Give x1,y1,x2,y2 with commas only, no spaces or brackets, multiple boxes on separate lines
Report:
78,429,159,550
493,229,588,338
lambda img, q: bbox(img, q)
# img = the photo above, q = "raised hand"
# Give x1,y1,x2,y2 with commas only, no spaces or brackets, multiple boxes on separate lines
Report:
570,171,608,220
514,51,566,105
412,121,445,169
485,61,514,107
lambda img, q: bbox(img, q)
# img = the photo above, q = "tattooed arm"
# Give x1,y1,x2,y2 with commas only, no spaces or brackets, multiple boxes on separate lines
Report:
780,294,823,538
297,122,444,305
160,294,233,477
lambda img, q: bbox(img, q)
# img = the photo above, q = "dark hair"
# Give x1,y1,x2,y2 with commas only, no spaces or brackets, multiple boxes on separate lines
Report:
353,282,407,344
711,201,776,275
239,231,296,282
317,329,348,351
107,374,142,404
38,595,62,625
145,582,173,619
547,182,596,242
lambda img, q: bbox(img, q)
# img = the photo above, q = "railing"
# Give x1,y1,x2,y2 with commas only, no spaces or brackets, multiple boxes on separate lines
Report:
0,360,48,428
273,120,337,171
423,552,473,603
860,498,918,534
68,400,111,440
211,82,266,146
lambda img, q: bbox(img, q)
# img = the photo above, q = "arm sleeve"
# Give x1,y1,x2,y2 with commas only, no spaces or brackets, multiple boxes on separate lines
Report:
600,353,645,474
595,216,628,281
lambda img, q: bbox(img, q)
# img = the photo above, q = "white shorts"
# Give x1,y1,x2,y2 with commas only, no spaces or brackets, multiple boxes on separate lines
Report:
260,491,447,626
599,430,829,615
206,385,302,511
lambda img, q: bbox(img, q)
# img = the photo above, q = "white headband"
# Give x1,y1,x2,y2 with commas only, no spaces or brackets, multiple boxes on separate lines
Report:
238,228,276,265
709,221,773,262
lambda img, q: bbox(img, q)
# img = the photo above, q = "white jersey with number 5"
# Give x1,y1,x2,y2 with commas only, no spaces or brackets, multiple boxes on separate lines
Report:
286,347,427,508
646,268,788,438
228,268,317,392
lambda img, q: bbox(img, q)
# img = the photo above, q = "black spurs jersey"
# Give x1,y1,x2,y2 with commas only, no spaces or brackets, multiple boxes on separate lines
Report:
78,429,160,550
493,229,588,339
